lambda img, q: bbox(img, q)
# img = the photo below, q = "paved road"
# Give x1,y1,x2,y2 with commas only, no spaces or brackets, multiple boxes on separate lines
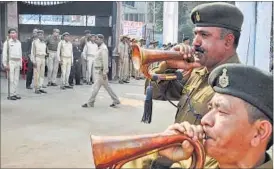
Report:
1,77,177,168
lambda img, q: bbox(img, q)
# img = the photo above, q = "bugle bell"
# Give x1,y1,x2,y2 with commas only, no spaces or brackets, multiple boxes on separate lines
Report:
131,44,195,81
90,133,206,169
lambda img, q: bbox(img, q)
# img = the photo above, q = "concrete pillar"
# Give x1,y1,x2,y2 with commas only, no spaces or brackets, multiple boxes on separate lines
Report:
6,2,18,31
163,2,178,44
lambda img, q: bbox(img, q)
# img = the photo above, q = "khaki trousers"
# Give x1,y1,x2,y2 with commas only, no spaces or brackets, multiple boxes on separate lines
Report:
34,57,45,90
119,56,129,81
8,60,21,96
61,57,72,86
86,56,95,83
47,51,59,83
81,52,87,80
88,68,120,105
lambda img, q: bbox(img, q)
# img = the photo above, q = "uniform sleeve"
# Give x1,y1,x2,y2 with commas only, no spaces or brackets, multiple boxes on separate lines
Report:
57,41,61,62
102,48,109,75
71,44,73,65
30,41,36,63
144,66,191,101
83,44,87,59
2,41,7,67
19,42,22,67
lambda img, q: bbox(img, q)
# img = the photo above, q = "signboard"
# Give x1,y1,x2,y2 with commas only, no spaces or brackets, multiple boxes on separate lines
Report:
87,16,96,26
122,21,144,38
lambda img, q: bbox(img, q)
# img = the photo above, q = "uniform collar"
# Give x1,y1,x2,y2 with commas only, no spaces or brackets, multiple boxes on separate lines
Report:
193,54,240,77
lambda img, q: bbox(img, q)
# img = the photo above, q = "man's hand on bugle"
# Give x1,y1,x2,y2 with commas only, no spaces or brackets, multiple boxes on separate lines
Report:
159,122,204,162
153,44,201,74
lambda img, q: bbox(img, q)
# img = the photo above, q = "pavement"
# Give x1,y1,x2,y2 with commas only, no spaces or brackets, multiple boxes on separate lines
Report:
1,76,178,168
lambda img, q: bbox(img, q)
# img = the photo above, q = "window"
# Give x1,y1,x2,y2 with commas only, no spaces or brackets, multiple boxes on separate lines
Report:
129,14,133,21
19,14,40,25
63,15,86,26
40,15,62,25
124,14,129,21
123,1,135,7
87,16,96,26
138,14,145,22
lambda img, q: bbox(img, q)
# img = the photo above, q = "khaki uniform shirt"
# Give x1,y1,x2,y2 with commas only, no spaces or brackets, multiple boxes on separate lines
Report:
46,35,61,52
94,43,109,75
31,39,47,63
2,39,22,67
57,40,73,63
118,42,129,59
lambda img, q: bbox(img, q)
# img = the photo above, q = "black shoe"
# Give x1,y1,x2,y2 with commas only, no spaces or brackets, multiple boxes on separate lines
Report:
82,103,94,108
39,89,47,93
26,86,33,89
69,83,74,86
123,80,130,83
7,96,17,100
60,86,66,90
82,103,88,108
15,95,21,99
65,85,73,89
35,90,41,94
47,82,52,86
51,83,58,86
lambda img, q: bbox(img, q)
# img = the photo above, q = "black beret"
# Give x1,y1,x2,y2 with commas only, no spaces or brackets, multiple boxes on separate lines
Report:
37,30,44,34
183,37,190,41
62,32,70,36
209,63,273,121
84,30,91,34
97,34,104,39
191,2,244,32
8,28,17,34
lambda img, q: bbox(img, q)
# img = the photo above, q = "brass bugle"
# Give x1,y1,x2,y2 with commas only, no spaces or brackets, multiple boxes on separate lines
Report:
131,44,195,80
90,133,206,169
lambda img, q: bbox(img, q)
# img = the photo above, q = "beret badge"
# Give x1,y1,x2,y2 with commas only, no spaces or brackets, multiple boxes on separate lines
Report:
219,68,229,88
195,12,201,22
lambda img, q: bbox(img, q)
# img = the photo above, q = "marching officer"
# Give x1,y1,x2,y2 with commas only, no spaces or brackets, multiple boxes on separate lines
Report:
82,34,120,108
46,28,61,86
2,28,22,100
30,30,47,94
57,32,73,90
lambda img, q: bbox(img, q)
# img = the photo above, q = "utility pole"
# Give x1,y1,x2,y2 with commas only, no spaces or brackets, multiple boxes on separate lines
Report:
153,1,156,41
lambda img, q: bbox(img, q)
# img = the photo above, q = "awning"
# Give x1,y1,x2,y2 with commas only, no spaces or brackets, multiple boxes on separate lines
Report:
21,1,71,6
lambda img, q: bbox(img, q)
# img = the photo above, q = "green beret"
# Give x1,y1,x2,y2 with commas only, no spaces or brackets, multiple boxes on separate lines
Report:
191,2,244,32
62,32,70,36
209,63,273,121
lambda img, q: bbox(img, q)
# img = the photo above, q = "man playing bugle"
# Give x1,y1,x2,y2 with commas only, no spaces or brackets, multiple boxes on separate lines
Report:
150,64,273,169
126,2,245,169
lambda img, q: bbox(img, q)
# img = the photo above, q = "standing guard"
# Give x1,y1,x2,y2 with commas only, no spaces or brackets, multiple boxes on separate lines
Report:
80,30,91,83
30,30,47,94
46,28,61,86
83,34,98,85
26,28,38,89
82,34,120,108
118,35,130,84
57,32,73,90
2,28,22,100
69,38,82,85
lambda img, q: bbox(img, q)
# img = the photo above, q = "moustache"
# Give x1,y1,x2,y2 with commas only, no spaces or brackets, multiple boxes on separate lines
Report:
194,46,205,54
